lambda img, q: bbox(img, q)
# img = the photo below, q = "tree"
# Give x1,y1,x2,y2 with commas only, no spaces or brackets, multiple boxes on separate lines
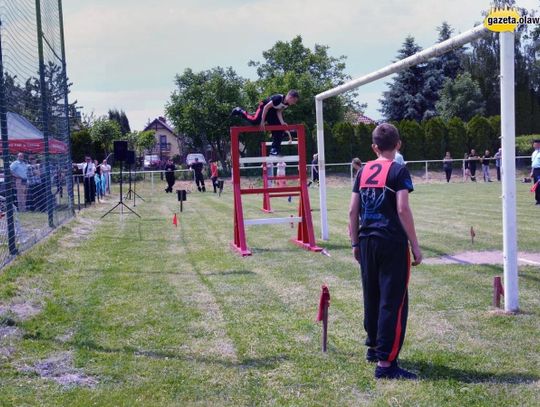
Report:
249,36,360,155
90,119,122,156
423,117,447,159
137,130,157,154
436,73,486,121
108,109,131,135
166,67,245,170
433,22,463,80
446,117,468,158
397,120,424,160
466,115,494,152
380,36,435,121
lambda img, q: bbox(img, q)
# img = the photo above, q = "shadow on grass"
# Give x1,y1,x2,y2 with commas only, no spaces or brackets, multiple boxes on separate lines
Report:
205,270,256,277
23,334,288,370
403,360,539,384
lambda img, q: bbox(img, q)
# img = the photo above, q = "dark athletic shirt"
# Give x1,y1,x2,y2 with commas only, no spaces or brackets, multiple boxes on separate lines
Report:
482,155,491,165
469,155,478,170
191,162,204,174
263,94,289,110
352,161,413,242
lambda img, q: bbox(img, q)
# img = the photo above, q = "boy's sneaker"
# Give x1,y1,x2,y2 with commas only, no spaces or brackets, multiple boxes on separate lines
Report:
366,348,377,363
375,361,418,380
269,148,279,156
230,107,243,117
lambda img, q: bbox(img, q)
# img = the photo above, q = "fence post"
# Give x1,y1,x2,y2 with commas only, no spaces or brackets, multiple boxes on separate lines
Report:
0,20,18,255
425,161,428,181
57,0,74,214
35,0,55,228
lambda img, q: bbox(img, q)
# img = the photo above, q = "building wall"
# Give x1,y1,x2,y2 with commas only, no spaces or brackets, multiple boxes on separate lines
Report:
147,125,181,160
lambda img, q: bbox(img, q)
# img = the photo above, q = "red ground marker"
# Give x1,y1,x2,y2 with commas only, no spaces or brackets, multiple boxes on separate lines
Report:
317,285,331,353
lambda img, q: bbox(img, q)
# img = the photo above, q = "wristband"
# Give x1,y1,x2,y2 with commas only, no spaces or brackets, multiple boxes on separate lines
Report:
351,242,360,248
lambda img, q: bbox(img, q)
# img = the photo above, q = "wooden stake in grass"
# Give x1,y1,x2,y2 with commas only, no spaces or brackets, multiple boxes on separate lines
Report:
470,226,476,244
173,213,178,228
493,276,504,308
316,285,330,353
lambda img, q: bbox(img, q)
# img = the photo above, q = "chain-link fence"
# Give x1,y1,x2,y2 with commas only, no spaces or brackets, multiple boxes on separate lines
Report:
0,0,73,267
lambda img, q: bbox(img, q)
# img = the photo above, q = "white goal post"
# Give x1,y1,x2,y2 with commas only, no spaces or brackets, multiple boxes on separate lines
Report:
315,25,519,312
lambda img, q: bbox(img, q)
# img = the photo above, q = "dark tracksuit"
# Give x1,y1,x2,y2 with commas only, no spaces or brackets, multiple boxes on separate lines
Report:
165,163,176,193
533,167,540,204
191,162,206,191
240,94,289,155
469,155,478,181
353,160,414,362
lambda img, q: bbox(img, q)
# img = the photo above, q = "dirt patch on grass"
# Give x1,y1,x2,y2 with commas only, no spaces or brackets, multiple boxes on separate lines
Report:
19,351,98,388
424,251,540,266
58,217,99,249
0,326,23,359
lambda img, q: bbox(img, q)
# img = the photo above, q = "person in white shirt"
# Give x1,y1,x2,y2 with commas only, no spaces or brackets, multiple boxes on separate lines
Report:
530,139,540,205
394,150,405,165
9,153,28,211
74,156,96,204
101,159,111,194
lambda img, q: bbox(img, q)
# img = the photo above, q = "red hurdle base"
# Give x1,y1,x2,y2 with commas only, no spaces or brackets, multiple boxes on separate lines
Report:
291,238,323,252
230,242,252,257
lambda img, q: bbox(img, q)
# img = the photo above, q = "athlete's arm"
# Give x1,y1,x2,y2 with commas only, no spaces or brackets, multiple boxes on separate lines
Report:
276,110,292,140
348,192,361,263
396,190,422,266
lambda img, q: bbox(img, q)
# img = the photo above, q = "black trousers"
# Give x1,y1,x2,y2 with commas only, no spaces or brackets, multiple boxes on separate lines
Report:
533,168,540,203
83,176,95,203
496,166,501,181
444,168,452,183
242,103,285,155
165,174,175,192
195,173,205,190
469,165,477,181
211,176,218,193
359,237,410,362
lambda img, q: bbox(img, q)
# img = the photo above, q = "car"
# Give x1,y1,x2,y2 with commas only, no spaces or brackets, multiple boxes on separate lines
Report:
143,154,160,169
186,153,206,166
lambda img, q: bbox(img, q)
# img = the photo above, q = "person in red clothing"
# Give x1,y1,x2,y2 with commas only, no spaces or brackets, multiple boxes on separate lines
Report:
349,123,422,380
210,160,219,193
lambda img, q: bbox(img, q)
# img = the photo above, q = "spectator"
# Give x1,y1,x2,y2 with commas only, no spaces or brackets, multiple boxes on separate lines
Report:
394,148,405,165
530,139,540,205
9,153,28,212
94,160,105,201
102,159,111,194
443,152,453,183
463,153,470,181
164,159,176,193
26,156,42,211
308,153,319,187
74,156,95,204
481,150,492,182
352,157,362,179
494,148,502,181
190,157,206,192
210,160,219,193
468,149,479,182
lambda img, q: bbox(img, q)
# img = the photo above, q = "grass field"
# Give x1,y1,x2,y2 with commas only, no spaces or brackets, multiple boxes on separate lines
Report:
0,179,539,406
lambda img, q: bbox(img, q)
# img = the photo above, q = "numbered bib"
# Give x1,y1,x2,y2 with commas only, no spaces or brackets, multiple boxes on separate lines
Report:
359,160,393,188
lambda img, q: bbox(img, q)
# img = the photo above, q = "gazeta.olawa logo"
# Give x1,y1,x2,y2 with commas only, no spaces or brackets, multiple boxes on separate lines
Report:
484,7,521,32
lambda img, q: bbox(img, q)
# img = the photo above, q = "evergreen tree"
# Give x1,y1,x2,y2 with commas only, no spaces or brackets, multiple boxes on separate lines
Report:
108,109,131,135
380,36,434,121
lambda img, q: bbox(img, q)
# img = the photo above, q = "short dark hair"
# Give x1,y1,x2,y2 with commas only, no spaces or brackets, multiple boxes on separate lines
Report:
372,123,400,152
287,90,299,99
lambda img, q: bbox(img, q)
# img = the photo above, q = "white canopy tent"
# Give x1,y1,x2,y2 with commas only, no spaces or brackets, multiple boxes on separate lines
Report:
315,25,519,312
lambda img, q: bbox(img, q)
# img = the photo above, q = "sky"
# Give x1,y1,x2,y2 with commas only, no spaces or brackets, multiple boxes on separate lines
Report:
63,0,539,130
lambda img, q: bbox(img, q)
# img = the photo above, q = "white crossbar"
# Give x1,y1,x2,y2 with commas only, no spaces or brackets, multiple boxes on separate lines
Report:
264,141,298,146
245,216,302,226
240,155,299,164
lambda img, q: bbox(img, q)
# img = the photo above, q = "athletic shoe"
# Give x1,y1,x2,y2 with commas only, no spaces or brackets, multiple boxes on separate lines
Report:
269,148,279,156
287,196,292,203
375,361,418,380
230,107,243,117
366,348,377,363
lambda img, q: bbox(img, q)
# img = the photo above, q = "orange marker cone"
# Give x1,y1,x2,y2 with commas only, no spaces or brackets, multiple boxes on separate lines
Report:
173,213,178,227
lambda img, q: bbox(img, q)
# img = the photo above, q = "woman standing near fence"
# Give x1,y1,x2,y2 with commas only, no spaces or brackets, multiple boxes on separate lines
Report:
443,152,453,183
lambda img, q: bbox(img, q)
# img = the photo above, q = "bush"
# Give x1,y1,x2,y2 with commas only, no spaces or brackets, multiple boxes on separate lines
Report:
516,135,539,156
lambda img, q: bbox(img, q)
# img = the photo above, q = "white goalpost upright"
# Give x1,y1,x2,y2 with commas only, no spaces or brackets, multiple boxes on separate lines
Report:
315,25,519,312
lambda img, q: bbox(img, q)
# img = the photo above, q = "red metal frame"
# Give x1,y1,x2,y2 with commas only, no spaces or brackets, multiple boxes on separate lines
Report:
230,124,322,256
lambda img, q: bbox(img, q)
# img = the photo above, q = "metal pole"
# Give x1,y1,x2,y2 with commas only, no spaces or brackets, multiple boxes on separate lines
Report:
35,0,54,228
500,31,519,312
315,99,328,240
0,19,18,255
425,161,429,181
57,0,74,214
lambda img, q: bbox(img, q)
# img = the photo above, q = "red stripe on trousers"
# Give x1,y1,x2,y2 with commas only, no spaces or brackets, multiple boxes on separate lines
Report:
246,103,263,121
388,248,411,361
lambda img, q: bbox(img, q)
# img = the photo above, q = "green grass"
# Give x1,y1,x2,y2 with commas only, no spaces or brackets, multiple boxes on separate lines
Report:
0,180,539,406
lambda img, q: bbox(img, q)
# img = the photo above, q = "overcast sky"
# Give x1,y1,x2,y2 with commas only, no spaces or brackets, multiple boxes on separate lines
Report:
63,0,539,130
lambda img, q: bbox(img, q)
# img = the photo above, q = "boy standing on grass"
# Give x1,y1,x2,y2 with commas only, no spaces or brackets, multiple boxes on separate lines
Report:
349,123,422,380
231,90,299,156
